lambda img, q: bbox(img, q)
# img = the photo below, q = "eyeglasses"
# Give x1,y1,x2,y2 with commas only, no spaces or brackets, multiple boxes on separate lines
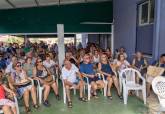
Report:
16,64,21,67
120,55,124,57
64,63,69,66
38,60,42,63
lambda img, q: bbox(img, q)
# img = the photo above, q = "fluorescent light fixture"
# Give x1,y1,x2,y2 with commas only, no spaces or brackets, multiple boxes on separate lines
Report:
80,22,113,25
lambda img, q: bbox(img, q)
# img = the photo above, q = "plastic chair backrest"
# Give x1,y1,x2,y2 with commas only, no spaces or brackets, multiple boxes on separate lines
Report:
121,68,141,85
152,76,165,107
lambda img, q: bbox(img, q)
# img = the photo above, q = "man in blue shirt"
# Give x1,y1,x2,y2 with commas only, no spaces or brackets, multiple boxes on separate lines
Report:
80,54,104,98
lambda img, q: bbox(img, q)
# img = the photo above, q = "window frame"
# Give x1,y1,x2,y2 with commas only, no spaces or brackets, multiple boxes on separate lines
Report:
138,0,154,26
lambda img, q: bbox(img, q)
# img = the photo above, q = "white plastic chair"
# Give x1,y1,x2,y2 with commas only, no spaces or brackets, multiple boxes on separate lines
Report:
152,76,165,114
83,77,92,100
118,70,123,93
62,80,76,104
37,79,44,105
121,68,146,104
0,96,20,114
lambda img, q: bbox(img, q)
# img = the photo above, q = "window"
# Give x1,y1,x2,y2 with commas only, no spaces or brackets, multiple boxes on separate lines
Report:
138,0,155,26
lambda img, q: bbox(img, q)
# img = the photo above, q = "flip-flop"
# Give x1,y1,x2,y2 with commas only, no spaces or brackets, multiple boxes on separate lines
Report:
33,104,39,109
93,94,99,99
68,101,72,108
79,97,88,102
107,96,113,100
118,95,123,100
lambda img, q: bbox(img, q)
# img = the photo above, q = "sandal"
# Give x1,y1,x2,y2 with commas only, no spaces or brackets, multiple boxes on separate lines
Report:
67,101,72,108
107,96,113,100
93,94,99,99
43,100,51,107
25,107,31,113
118,95,123,100
33,104,39,109
56,94,61,101
79,97,88,102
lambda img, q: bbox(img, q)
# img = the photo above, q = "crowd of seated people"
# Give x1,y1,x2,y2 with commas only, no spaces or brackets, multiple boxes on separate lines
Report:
0,41,165,113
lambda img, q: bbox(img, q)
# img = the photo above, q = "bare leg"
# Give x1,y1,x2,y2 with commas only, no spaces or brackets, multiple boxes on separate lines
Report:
91,82,97,95
11,106,17,114
43,85,50,101
65,85,71,101
51,82,59,95
78,81,84,98
96,80,105,89
107,77,113,96
30,86,37,105
2,106,12,114
112,76,120,95
23,90,30,107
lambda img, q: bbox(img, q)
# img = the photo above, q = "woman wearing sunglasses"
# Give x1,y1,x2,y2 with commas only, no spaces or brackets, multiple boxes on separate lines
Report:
33,58,59,107
8,62,38,113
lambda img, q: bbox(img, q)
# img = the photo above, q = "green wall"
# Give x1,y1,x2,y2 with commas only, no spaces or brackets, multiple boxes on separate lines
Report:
0,1,113,33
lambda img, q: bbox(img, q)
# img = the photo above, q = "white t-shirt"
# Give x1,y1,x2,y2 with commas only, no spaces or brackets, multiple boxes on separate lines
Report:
62,64,79,83
5,62,15,74
116,60,130,71
93,55,100,63
43,60,56,69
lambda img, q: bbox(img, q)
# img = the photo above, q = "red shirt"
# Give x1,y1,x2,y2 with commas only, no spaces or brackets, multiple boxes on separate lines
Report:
0,85,5,99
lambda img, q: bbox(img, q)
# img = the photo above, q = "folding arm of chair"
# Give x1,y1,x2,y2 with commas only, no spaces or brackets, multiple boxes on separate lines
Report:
28,78,34,86
83,76,91,101
14,96,20,114
36,79,44,105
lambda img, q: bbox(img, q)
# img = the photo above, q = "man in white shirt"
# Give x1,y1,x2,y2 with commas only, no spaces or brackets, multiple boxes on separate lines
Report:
62,59,87,108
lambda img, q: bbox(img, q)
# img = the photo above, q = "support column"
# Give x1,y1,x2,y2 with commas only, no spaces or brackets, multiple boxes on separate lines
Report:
111,24,114,55
74,35,77,47
24,35,29,47
153,0,161,60
57,24,65,67
81,34,88,48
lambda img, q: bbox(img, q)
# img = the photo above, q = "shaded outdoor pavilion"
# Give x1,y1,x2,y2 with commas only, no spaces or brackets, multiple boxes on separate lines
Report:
1,0,165,114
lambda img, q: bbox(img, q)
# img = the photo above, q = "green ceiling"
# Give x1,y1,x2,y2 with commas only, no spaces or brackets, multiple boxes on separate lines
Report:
0,1,113,33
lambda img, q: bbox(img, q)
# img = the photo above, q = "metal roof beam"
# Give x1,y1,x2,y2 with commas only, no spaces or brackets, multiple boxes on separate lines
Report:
34,0,39,6
5,0,16,8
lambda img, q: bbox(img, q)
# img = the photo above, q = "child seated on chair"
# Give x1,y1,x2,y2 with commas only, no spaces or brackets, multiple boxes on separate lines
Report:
80,54,104,98
62,59,87,108
98,54,122,100
0,70,17,114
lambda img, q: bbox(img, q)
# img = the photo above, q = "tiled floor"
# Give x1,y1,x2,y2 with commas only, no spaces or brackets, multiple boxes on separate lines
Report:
146,92,165,114
17,80,165,114
19,88,150,114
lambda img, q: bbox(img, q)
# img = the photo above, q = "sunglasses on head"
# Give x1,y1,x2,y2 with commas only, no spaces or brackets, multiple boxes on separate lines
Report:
102,56,106,58
38,60,42,63
16,64,21,67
